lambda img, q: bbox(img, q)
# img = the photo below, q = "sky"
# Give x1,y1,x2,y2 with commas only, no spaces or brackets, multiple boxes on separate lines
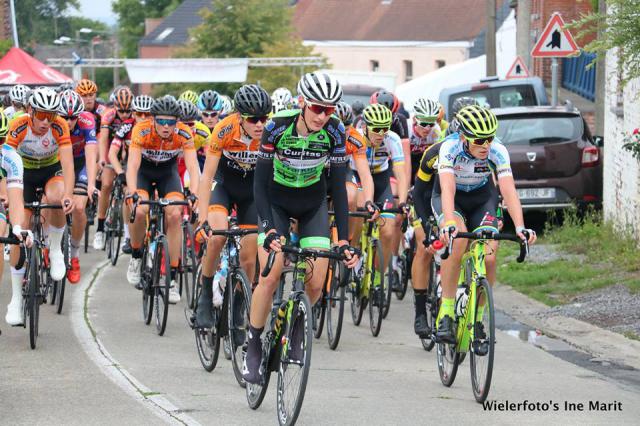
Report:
71,0,117,26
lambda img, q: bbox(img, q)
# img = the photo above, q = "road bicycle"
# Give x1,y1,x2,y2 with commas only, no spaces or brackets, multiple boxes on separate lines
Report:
84,190,98,253
105,176,125,266
246,244,350,426
436,229,529,403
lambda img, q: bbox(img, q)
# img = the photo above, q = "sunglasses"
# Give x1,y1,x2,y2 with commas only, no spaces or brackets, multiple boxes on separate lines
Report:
117,109,132,114
306,102,336,116
467,135,494,146
201,111,219,118
155,118,177,127
62,115,79,121
134,112,150,118
367,126,390,135
416,120,435,128
242,115,269,124
183,121,195,127
32,110,58,122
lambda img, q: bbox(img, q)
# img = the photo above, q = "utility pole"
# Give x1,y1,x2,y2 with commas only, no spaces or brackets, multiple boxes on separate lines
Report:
516,0,531,69
113,37,120,87
594,0,606,136
9,0,19,48
486,0,497,76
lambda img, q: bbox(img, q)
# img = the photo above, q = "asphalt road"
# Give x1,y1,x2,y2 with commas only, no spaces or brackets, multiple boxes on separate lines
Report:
1,246,639,425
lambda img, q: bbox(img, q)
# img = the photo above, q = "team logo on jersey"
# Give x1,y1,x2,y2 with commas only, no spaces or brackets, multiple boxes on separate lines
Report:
11,123,27,138
217,123,233,139
265,120,275,131
140,128,151,137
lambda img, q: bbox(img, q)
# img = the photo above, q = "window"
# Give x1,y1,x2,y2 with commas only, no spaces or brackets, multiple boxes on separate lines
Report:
404,60,413,82
370,60,379,72
435,59,446,69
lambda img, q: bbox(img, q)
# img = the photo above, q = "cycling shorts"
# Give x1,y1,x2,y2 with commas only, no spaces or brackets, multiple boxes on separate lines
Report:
136,158,183,199
431,176,499,233
354,169,396,218
24,163,63,204
74,157,88,191
209,180,257,228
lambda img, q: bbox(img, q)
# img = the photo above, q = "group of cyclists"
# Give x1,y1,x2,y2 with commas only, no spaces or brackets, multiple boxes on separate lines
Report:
0,71,536,415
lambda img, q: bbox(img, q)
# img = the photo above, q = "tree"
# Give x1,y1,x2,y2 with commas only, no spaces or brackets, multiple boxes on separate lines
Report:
0,39,13,57
112,0,183,58
572,0,640,87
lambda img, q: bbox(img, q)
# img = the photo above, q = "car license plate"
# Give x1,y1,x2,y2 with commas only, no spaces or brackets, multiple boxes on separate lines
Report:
517,188,556,199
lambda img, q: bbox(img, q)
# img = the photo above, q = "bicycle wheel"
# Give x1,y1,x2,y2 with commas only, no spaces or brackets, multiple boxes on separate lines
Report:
110,200,123,267
192,264,220,371
153,236,171,336
368,240,385,337
55,225,70,314
395,248,411,300
181,222,197,309
27,244,40,350
421,258,439,352
470,278,495,403
229,268,252,387
277,293,313,426
312,298,325,340
141,246,154,325
246,344,272,410
382,258,394,319
326,260,346,350
349,270,364,326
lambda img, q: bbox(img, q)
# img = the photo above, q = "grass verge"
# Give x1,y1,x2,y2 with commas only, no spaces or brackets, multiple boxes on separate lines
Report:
498,208,640,306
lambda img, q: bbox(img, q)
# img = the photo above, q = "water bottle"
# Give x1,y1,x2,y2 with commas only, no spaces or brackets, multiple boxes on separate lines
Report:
274,301,288,336
148,240,156,268
455,286,468,317
212,253,229,307
403,225,414,249
431,239,445,262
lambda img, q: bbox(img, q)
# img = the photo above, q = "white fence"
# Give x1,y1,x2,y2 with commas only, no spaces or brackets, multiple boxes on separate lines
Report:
603,47,640,239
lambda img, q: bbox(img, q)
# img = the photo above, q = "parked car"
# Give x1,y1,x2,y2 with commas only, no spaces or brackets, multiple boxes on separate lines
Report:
439,76,549,120
493,104,602,211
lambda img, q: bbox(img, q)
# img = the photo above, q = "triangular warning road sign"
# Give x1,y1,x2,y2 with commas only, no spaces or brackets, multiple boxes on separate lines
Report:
531,12,580,58
506,56,530,79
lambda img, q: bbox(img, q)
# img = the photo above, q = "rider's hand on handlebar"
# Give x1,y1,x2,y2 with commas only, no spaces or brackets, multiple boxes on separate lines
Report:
262,229,284,253
516,226,537,245
364,200,380,221
439,220,458,246
338,240,359,269
62,196,74,215
12,225,33,248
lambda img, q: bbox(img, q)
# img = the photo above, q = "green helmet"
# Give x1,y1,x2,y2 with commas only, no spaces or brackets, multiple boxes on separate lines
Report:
178,90,199,105
362,104,392,128
455,105,498,139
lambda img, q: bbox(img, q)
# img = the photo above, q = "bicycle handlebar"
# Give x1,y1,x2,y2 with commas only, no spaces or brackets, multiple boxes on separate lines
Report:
440,229,529,263
261,245,360,277
195,221,258,238
128,195,191,223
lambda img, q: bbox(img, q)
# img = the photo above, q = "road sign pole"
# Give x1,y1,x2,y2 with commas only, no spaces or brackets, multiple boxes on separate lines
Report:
551,57,558,107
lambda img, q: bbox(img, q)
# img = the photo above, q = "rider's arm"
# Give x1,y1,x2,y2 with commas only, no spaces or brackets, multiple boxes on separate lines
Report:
330,162,349,242
437,141,458,225
392,161,408,205
413,178,431,229
499,175,524,229
126,147,141,196
1,145,25,228
183,147,200,196
85,143,98,191
353,155,374,204
388,133,408,204
197,153,221,221
254,151,274,232
401,138,411,190
108,141,124,175
59,145,75,199
98,108,114,165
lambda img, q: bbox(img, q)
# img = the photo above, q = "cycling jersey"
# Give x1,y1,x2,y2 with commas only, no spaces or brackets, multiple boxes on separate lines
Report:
87,103,107,134
351,130,404,175
111,118,136,155
6,115,71,169
130,120,195,164
345,127,367,159
437,133,512,192
208,113,259,177
70,112,97,159
4,107,26,121
415,140,444,184
0,144,24,189
193,121,211,157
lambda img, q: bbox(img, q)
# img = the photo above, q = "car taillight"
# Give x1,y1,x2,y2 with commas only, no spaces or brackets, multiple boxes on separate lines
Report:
583,195,598,202
582,146,599,167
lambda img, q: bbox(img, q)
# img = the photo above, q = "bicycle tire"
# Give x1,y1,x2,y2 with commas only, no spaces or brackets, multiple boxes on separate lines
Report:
141,246,154,325
84,220,90,253
327,260,346,350
421,257,439,352
312,299,325,339
395,248,411,300
55,225,70,314
349,270,364,326
368,240,384,337
470,278,495,403
382,258,394,319
229,268,252,387
192,264,221,371
110,198,123,267
277,293,313,426
28,244,40,349
246,361,271,410
181,222,197,309
154,236,171,336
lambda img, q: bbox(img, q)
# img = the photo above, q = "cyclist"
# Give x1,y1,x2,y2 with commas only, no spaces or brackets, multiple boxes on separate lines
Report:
219,95,234,118
126,96,200,304
446,96,479,136
243,73,358,383
58,90,98,284
197,90,223,132
194,84,270,328
6,87,74,324
408,98,445,182
434,105,537,343
177,99,210,174
179,90,199,106
4,84,30,120
75,79,106,130
270,87,292,115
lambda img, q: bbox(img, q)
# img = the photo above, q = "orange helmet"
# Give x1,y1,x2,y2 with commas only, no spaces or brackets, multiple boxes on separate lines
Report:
76,79,98,96
113,87,133,110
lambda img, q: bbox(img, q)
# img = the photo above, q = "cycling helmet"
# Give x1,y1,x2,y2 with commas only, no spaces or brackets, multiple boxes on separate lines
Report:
362,104,392,128
0,111,9,138
413,98,440,122
370,90,399,114
58,90,85,117
177,99,200,121
351,100,365,116
335,101,354,126
297,72,342,105
234,84,271,116
76,79,98,96
9,84,30,105
271,97,288,115
132,94,154,112
197,90,221,111
271,87,292,104
150,95,181,117
179,90,199,105
29,87,60,112
219,95,234,115
451,97,479,117
455,105,498,139
113,87,133,110
58,81,75,93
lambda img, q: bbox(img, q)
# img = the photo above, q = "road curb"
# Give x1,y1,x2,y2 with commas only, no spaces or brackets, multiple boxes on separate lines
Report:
70,259,202,426
494,283,640,370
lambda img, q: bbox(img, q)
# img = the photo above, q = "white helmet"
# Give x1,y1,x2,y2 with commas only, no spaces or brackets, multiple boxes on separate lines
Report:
272,87,292,103
413,98,441,121
29,87,60,112
220,95,233,115
9,84,30,105
297,72,342,105
132,94,154,112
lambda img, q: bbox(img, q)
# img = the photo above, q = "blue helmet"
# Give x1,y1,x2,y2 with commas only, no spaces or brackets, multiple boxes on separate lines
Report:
197,90,222,111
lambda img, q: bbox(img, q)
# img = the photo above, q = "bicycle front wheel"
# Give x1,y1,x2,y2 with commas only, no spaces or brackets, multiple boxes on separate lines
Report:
27,245,41,350
326,260,346,350
181,222,197,309
277,292,313,426
153,237,171,336
382,258,394,319
470,278,495,403
228,269,252,387
141,246,154,325
368,240,385,337
421,257,439,352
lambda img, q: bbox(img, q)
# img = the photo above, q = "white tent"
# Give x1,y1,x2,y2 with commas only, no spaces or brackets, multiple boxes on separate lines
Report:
396,10,517,110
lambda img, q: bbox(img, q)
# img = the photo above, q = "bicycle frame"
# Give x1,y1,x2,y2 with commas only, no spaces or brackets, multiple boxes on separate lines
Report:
359,219,380,297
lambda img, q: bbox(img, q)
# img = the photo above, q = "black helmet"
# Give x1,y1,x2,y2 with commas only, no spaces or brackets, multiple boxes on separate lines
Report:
177,99,199,121
451,97,479,117
335,101,354,126
234,84,271,116
151,95,181,117
351,100,365,116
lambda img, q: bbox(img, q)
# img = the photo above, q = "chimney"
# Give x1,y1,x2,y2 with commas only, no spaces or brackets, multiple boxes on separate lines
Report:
145,18,163,35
